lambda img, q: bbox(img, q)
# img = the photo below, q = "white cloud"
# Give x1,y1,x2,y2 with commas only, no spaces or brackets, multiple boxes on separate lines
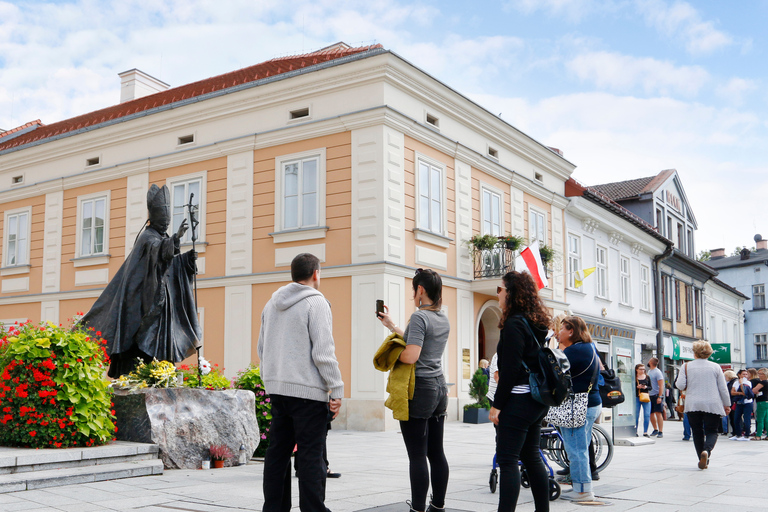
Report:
568,51,709,96
504,0,616,23
468,90,767,252
636,0,733,55
716,77,759,106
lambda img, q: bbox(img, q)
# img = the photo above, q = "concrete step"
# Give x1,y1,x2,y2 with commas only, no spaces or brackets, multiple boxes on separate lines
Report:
0,458,164,493
0,441,159,475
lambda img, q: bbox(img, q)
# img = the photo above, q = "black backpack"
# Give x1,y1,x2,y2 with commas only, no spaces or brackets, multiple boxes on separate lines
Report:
599,368,625,407
519,317,573,407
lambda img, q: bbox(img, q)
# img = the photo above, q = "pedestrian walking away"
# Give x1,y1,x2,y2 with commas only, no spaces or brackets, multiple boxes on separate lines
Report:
647,357,665,438
258,253,344,512
488,271,552,512
377,268,450,512
674,341,731,470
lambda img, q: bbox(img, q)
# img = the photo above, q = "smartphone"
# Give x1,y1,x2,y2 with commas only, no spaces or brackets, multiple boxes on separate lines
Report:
376,299,385,318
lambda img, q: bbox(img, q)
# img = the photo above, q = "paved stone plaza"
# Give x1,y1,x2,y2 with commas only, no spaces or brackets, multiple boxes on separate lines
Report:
1,419,766,512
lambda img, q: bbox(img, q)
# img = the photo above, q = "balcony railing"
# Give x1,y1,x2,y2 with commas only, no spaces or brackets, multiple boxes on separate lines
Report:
473,243,517,279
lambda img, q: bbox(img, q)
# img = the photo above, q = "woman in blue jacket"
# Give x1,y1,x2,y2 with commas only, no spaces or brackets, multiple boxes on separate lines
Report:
556,316,602,503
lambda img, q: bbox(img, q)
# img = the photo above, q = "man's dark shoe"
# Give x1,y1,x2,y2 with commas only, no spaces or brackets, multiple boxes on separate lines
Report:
556,467,570,476
591,470,600,481
657,432,663,439
650,430,659,436
326,470,341,478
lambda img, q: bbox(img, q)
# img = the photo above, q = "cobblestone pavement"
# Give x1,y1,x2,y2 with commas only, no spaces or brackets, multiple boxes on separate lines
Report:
1,418,766,511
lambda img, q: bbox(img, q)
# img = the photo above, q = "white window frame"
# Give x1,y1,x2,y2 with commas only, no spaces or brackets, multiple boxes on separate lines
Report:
754,284,766,310
480,184,503,237
595,245,608,299
640,265,651,311
566,233,581,290
528,206,547,245
76,191,111,260
619,255,631,305
3,206,32,269
415,153,447,236
167,171,208,247
756,334,767,361
274,148,327,236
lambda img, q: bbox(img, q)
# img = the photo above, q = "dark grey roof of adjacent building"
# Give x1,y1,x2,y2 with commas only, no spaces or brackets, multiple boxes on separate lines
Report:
707,248,768,269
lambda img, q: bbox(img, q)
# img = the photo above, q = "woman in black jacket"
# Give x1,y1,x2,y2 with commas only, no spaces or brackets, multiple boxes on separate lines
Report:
488,271,552,512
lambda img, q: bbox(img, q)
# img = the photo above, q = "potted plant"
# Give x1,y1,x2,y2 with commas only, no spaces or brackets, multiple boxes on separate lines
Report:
209,444,233,468
465,234,499,254
539,244,555,265
463,368,491,424
499,235,524,251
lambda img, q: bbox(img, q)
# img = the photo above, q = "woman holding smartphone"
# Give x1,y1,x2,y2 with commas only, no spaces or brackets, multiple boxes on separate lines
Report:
377,268,450,512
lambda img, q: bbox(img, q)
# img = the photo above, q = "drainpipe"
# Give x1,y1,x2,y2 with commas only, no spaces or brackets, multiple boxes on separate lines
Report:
653,245,674,375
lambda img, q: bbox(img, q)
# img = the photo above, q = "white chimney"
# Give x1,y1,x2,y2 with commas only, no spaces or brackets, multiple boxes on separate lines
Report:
118,69,170,103
755,234,767,251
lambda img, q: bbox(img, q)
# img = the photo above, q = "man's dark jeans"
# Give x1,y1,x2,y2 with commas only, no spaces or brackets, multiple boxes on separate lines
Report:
687,411,721,459
263,394,330,512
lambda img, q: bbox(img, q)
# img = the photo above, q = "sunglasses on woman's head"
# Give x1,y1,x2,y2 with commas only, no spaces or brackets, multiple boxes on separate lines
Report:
415,268,424,275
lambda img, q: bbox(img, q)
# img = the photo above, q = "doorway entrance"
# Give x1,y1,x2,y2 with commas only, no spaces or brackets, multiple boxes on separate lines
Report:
478,302,502,361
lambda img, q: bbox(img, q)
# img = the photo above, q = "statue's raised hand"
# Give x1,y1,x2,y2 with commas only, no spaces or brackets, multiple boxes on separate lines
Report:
176,218,189,239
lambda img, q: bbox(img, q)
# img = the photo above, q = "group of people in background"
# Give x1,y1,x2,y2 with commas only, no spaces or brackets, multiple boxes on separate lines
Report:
722,367,768,440
257,254,761,512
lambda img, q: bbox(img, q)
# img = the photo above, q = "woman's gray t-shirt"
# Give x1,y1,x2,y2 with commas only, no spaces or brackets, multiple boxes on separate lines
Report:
403,308,450,378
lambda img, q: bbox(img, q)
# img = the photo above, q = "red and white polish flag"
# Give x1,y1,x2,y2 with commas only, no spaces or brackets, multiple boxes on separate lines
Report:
514,240,549,290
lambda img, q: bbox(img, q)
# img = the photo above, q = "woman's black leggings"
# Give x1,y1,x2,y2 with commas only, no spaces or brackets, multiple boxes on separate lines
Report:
399,416,449,511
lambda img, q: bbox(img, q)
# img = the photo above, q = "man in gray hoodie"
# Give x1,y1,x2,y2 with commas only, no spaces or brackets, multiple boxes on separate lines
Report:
258,253,344,512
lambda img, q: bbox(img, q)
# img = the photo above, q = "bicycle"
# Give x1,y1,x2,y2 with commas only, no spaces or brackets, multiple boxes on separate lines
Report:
541,423,614,473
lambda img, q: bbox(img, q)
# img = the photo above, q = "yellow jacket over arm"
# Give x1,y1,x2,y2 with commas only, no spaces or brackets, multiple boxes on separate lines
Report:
373,333,416,421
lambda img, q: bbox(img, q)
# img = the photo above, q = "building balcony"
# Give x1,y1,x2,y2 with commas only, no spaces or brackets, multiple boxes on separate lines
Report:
473,243,518,280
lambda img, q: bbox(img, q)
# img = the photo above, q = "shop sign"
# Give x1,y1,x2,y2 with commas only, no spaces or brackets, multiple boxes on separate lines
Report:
671,336,694,361
709,343,731,364
586,321,636,342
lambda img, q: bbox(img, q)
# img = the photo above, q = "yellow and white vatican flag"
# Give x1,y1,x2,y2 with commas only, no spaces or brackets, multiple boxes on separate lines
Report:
574,267,596,288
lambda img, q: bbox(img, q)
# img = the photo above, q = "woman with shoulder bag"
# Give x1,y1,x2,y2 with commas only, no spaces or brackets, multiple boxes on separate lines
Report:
674,341,731,469
554,316,602,504
488,271,552,512
635,364,652,437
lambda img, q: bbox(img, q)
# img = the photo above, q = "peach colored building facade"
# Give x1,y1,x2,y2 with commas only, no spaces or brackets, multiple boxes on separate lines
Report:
0,43,574,430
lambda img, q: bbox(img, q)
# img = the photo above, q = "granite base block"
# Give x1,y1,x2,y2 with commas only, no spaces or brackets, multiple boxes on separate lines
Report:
113,388,259,469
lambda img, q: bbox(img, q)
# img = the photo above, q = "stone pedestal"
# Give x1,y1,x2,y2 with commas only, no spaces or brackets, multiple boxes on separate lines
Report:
113,388,259,469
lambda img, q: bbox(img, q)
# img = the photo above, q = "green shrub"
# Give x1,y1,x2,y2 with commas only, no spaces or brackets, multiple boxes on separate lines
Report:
233,364,271,457
464,367,490,411
0,321,115,448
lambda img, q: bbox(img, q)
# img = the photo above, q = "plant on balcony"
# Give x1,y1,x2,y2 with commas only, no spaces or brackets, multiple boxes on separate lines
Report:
465,234,499,253
539,244,555,265
499,235,524,251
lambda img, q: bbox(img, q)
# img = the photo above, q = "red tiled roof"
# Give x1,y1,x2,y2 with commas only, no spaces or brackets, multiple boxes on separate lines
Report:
0,119,44,140
0,44,383,153
590,169,675,201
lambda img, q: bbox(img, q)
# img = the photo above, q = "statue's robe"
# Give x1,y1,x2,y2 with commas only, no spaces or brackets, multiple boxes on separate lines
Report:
82,225,201,377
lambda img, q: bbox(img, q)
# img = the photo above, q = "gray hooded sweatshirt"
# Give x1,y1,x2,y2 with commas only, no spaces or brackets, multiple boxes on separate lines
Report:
257,282,344,402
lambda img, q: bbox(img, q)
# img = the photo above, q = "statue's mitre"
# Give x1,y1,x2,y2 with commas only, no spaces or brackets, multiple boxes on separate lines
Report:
147,184,171,222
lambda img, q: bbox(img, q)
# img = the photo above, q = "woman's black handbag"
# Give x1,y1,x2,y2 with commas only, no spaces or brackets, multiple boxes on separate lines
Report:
599,368,625,407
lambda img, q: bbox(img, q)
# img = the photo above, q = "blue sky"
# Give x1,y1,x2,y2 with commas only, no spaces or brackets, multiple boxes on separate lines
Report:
1,0,766,255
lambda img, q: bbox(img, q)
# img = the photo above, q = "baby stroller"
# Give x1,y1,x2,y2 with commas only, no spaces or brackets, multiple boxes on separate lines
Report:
489,445,561,500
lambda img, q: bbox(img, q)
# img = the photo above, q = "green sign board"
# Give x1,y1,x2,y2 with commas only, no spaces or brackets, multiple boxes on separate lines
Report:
709,343,731,364
671,336,694,361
